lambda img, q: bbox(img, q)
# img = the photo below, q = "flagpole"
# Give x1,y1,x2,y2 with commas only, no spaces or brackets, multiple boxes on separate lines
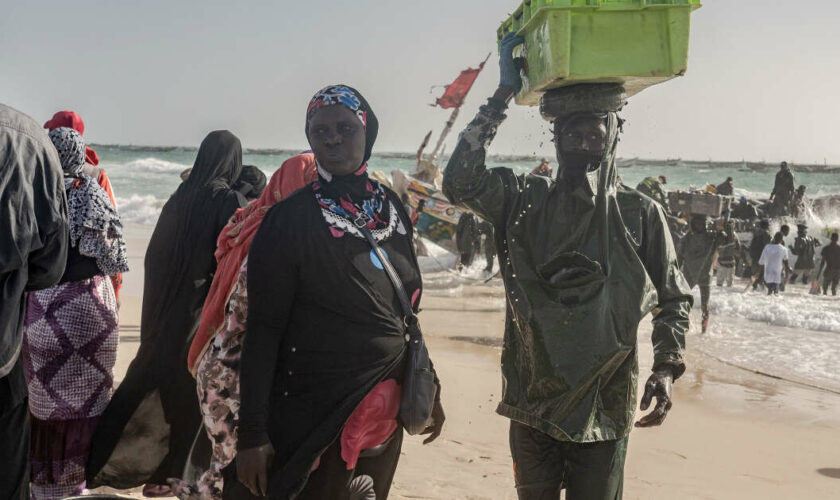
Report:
429,107,459,161
428,53,490,162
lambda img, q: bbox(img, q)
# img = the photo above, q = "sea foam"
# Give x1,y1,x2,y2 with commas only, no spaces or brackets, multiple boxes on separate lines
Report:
116,194,166,225
116,157,190,174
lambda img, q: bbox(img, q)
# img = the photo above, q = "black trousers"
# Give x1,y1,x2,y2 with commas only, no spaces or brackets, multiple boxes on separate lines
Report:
509,421,628,500
0,359,30,500
698,284,710,314
224,428,403,500
824,269,840,295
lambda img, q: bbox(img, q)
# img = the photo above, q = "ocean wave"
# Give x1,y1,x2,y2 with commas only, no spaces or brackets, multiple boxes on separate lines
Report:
698,286,840,390
116,194,165,225
112,158,190,174
708,286,840,334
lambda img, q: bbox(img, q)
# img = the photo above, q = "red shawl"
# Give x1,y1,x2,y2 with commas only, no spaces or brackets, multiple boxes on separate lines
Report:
187,153,317,372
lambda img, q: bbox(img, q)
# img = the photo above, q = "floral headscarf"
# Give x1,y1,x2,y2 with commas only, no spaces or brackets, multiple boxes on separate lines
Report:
48,127,129,276
49,127,86,175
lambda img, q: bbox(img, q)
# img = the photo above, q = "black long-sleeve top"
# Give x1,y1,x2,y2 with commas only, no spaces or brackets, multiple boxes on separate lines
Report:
240,185,423,497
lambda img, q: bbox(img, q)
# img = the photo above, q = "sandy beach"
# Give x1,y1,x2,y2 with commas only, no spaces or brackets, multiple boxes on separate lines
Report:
97,226,840,499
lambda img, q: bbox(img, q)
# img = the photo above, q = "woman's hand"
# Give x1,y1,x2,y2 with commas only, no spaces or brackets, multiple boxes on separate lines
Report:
499,32,525,93
422,399,446,444
237,443,275,497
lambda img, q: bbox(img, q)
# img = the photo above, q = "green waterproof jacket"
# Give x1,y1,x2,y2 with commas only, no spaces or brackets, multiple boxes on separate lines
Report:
678,228,732,288
442,99,692,443
791,235,821,270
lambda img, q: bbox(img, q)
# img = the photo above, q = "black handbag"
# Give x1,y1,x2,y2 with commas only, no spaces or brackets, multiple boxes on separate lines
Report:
357,224,438,436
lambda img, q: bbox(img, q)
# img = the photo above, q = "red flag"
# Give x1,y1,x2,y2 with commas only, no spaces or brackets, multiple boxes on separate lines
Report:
433,55,489,109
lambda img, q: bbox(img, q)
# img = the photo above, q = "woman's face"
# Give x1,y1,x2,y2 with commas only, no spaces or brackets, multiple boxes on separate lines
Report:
308,105,366,176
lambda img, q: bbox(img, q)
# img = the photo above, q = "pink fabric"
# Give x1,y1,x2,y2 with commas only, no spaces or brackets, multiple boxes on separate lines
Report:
187,153,317,372
340,379,401,470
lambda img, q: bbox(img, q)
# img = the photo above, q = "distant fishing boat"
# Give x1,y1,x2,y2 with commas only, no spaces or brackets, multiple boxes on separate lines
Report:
394,172,464,252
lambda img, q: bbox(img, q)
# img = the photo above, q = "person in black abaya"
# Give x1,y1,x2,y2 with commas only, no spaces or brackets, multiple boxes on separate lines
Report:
232,85,444,500
87,130,247,494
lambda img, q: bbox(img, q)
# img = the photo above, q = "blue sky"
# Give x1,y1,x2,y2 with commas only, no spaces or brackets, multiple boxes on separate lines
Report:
1,0,838,163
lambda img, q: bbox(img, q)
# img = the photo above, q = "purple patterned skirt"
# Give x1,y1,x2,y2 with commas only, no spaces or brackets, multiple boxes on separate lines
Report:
23,276,119,500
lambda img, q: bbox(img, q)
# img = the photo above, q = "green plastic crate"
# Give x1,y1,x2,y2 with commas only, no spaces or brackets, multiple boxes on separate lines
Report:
497,0,702,105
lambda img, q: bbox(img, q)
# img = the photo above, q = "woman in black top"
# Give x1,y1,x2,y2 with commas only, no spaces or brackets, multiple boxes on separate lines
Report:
235,86,444,499
88,131,247,493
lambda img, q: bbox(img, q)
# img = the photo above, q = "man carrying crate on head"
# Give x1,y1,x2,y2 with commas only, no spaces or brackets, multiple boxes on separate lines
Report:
442,34,693,500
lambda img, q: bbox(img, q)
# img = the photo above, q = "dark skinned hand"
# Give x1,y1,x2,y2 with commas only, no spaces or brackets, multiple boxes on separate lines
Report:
635,368,674,428
421,399,446,444
236,443,274,497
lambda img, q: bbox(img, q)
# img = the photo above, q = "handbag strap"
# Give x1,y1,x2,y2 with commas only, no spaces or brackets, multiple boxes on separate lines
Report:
357,224,417,325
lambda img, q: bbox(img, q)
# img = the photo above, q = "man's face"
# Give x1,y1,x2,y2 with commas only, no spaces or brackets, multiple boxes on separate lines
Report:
690,217,706,233
555,114,608,176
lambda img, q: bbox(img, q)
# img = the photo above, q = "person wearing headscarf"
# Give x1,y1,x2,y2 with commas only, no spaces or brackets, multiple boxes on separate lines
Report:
233,85,444,499
87,131,247,495
233,165,269,201
164,153,316,499
43,110,102,168
442,34,692,499
44,110,123,299
0,104,68,500
22,127,128,499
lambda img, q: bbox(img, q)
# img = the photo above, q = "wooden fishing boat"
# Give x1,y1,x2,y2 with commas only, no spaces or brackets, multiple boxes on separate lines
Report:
393,170,463,252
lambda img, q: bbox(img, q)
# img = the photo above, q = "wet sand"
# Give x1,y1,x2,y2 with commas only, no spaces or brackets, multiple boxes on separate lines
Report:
98,227,840,499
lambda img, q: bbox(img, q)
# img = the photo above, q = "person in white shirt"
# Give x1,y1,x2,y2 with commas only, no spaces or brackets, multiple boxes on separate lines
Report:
759,232,792,295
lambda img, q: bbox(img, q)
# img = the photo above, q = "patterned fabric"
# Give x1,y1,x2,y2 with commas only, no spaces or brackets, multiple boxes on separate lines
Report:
306,85,368,127
312,175,396,239
64,176,130,276
171,260,249,500
318,199,405,242
304,84,392,239
23,276,119,500
48,127,85,175
50,128,129,277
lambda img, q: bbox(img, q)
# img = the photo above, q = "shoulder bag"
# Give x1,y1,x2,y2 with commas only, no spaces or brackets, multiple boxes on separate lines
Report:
357,223,437,435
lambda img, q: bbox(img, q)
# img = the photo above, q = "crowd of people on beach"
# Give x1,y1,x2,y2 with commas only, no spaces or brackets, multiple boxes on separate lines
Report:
616,160,840,333
3,33,832,500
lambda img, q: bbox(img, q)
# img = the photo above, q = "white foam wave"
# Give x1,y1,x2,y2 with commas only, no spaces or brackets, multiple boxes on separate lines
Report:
116,194,165,225
114,158,190,174
733,187,769,200
697,285,840,390
706,285,840,333
418,238,502,295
